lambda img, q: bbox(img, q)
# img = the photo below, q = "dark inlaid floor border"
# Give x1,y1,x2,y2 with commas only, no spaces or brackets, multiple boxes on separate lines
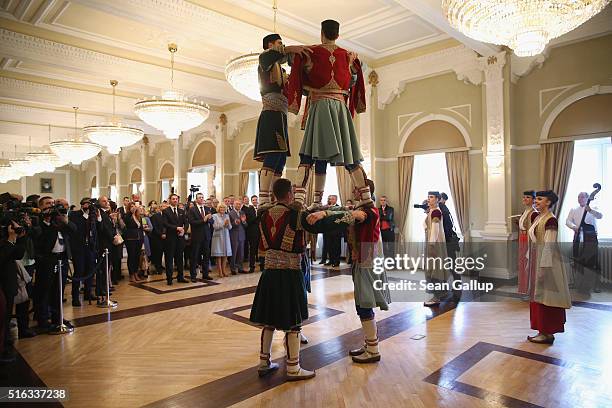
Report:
0,352,63,407
70,286,257,328
144,299,459,408
129,277,220,294
423,341,601,408
489,290,612,312
215,303,344,328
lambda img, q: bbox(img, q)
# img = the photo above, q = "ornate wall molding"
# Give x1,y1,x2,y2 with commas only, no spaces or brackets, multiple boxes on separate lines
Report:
398,113,472,154
539,85,612,141
538,83,583,117
376,45,482,110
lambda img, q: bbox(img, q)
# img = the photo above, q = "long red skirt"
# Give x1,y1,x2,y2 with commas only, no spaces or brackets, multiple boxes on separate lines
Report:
530,301,566,334
518,231,529,294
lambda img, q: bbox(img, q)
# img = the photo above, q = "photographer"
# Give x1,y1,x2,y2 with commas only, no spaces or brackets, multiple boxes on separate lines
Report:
68,198,100,306
34,203,75,331
97,196,116,300
0,219,26,363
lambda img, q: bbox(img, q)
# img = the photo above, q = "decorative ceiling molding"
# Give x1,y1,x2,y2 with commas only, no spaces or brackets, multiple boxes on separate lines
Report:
0,28,244,105
376,45,482,109
71,0,276,55
510,53,548,84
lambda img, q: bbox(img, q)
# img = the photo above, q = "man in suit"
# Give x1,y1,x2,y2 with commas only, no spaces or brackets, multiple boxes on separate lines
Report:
229,199,247,274
69,198,101,305
188,193,214,281
97,196,116,300
34,205,76,329
379,195,395,258
150,202,166,274
244,195,260,273
118,196,130,218
325,195,343,267
162,193,188,285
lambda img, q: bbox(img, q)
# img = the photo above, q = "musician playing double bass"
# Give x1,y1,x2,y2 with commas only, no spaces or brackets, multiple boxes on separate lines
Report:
566,189,603,294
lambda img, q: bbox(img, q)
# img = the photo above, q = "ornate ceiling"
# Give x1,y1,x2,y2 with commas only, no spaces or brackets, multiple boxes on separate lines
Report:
0,0,610,155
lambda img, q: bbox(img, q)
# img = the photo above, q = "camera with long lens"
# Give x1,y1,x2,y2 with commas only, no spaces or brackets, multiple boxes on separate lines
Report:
189,185,200,194
0,200,36,236
413,200,429,211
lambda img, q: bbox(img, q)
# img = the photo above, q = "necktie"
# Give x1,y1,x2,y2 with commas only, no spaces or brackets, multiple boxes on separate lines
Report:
200,206,205,219
174,207,177,217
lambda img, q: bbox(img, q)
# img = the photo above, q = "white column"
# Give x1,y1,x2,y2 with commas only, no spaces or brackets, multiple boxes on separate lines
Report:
214,115,226,198
480,51,509,240
115,150,122,200
140,137,149,203
360,70,378,179
95,153,102,198
173,138,182,198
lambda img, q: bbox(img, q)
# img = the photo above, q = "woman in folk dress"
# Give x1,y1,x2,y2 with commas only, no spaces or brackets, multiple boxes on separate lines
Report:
527,190,572,344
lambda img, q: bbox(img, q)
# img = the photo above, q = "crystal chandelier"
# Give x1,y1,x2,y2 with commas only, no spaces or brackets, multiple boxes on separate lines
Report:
84,80,144,154
225,0,289,101
134,44,210,140
50,107,102,165
442,0,611,57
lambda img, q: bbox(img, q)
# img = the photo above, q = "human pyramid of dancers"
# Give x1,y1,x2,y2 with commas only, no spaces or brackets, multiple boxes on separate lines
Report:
247,20,388,381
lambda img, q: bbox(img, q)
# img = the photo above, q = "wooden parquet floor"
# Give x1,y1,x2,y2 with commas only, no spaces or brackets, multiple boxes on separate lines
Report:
7,264,612,408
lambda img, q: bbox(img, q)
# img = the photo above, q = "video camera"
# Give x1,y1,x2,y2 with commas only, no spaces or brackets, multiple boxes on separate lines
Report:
0,199,38,236
187,185,201,203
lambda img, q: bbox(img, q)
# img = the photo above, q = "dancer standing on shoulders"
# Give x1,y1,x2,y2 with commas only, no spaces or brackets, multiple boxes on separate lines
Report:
285,19,370,208
254,33,311,206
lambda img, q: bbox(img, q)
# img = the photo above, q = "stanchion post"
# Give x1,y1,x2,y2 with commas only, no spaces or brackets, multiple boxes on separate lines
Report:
97,248,118,309
50,259,74,335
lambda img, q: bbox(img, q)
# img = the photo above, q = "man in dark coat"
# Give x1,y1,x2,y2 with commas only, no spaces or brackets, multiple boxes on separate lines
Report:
162,194,188,285
187,193,214,281
378,195,395,258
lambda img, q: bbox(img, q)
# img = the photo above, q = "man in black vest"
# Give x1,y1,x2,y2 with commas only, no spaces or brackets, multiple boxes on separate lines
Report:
162,194,188,285
187,193,214,281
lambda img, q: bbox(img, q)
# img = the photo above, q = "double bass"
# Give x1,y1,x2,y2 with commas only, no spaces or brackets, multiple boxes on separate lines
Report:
572,183,601,293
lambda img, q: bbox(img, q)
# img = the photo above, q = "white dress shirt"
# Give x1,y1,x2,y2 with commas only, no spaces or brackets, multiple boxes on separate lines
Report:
566,205,603,234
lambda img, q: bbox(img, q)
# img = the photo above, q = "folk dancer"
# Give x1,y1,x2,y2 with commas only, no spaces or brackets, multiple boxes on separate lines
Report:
423,191,448,307
527,190,571,344
250,178,359,381
517,190,536,295
346,181,391,363
285,19,370,208
254,34,311,205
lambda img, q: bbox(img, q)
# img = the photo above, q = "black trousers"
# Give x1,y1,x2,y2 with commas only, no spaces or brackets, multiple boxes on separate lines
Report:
381,229,395,258
190,238,211,279
35,254,67,327
247,235,259,269
149,235,164,269
320,233,328,262
125,239,142,275
164,237,185,282
71,249,96,300
111,244,123,282
328,233,341,265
